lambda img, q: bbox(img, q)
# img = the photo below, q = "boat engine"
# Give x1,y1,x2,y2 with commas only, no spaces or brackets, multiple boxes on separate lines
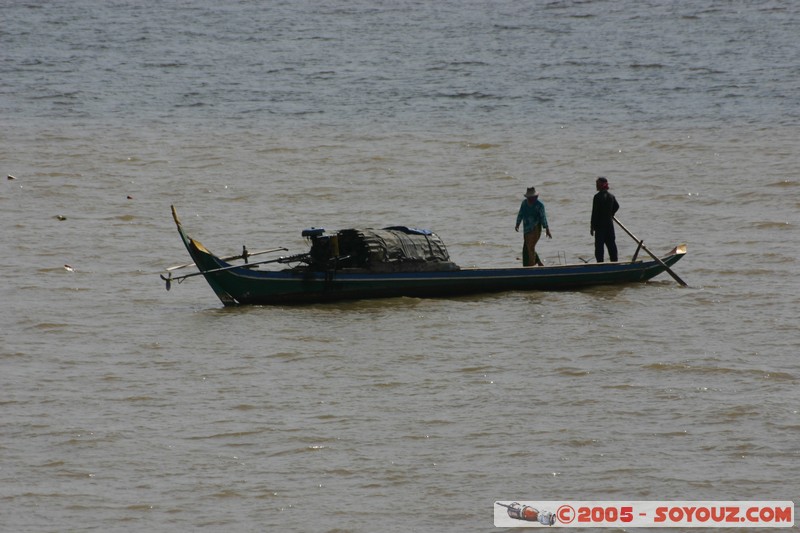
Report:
303,228,340,268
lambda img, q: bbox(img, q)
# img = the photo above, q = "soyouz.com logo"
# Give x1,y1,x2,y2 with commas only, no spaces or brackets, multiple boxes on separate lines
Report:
494,501,794,528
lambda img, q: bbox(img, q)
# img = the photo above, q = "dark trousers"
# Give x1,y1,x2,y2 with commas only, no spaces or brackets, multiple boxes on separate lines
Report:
594,226,618,262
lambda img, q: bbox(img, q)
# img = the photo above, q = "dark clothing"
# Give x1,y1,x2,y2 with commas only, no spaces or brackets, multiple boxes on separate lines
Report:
591,190,620,262
591,190,619,231
594,226,618,262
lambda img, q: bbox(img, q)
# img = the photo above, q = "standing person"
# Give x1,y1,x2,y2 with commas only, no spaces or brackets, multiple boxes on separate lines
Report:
590,176,620,262
515,186,552,266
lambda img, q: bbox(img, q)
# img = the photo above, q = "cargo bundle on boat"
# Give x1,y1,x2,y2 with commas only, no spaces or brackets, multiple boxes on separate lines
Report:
303,226,459,273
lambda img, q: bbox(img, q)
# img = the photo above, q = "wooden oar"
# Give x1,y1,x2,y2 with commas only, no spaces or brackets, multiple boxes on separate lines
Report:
613,216,688,287
165,245,288,271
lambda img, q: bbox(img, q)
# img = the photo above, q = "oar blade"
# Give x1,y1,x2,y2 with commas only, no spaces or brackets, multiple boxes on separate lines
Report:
166,261,195,272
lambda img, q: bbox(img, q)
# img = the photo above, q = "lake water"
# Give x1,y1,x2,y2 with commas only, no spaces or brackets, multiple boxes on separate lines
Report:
1,1,798,531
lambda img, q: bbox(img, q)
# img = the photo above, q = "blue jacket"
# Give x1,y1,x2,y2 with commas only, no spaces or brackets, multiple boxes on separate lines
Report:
516,199,549,234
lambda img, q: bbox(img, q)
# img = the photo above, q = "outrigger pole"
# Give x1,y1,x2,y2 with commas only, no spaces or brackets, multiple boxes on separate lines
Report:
165,245,288,272
160,252,310,291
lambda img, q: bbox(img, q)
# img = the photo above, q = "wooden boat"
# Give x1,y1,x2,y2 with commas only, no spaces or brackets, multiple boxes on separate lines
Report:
163,206,687,306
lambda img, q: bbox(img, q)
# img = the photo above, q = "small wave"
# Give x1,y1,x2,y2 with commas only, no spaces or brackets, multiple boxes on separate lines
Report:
654,430,690,437
117,395,156,402
565,438,599,447
31,322,69,330
436,91,497,100
210,489,243,499
463,142,501,150
31,91,80,100
125,504,156,511
268,443,334,457
644,362,794,381
716,405,761,421
36,460,66,468
187,429,268,440
427,61,488,72
458,365,494,373
310,71,337,79
323,468,354,476
605,383,637,390
753,221,791,230
555,366,590,377
766,179,798,188
372,381,404,388
629,63,664,69
142,62,187,69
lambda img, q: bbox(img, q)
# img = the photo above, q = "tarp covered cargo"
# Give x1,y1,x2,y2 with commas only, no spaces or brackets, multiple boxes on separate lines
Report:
308,226,460,272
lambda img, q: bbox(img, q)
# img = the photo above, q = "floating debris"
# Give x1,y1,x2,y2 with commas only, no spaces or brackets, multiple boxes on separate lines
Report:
64,264,74,272
7,175,16,180
56,215,67,221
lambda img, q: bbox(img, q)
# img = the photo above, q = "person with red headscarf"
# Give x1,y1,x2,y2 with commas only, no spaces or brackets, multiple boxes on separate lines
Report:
590,176,620,262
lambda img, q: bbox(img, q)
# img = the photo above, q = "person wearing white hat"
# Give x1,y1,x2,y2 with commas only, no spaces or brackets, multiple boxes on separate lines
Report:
515,186,552,266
